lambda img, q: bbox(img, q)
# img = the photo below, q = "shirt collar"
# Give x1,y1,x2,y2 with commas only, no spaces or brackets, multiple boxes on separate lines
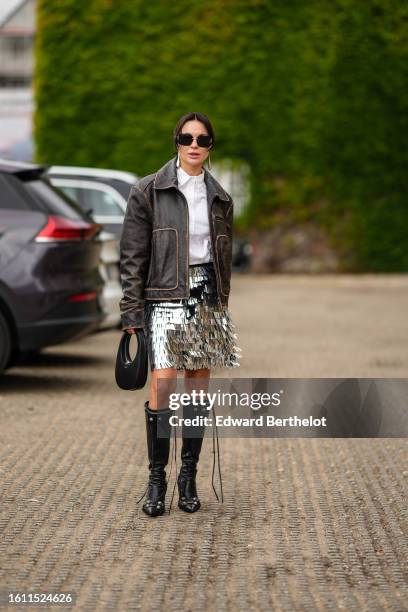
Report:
177,165,205,187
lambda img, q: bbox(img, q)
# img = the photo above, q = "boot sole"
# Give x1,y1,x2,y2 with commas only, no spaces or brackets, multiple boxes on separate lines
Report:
178,500,201,513
142,506,166,517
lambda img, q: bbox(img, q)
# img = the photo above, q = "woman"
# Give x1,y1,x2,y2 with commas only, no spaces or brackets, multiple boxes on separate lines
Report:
119,112,241,517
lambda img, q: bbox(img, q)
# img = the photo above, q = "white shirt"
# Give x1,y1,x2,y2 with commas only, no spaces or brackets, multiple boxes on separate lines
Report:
177,165,213,265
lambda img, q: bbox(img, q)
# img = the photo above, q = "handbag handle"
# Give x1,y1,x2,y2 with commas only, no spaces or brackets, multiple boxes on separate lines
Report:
115,329,148,390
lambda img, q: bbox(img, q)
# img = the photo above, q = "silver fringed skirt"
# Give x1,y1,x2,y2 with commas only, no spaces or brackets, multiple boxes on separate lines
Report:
144,262,242,371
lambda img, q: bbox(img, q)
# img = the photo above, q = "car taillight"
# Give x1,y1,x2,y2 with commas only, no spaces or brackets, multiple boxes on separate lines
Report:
35,215,101,242
67,291,98,303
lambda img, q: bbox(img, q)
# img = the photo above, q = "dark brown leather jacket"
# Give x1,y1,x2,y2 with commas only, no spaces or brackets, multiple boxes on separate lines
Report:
119,157,234,330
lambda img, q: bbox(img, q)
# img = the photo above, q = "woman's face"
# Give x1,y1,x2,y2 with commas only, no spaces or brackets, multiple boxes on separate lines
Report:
177,120,211,171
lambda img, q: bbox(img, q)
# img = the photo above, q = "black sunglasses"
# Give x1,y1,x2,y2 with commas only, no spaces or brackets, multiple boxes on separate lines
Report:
177,133,213,148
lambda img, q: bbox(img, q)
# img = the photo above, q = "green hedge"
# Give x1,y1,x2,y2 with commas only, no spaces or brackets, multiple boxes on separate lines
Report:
34,0,408,271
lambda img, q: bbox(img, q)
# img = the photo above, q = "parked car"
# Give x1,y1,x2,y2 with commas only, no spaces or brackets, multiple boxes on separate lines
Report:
0,158,106,374
45,166,138,240
46,166,128,328
96,230,122,329
232,238,253,272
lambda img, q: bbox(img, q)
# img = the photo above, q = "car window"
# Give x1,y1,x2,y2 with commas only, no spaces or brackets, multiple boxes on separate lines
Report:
59,185,79,202
0,174,32,210
78,187,124,217
23,179,90,221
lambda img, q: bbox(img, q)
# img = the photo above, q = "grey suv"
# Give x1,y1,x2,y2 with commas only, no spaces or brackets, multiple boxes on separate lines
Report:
0,159,105,373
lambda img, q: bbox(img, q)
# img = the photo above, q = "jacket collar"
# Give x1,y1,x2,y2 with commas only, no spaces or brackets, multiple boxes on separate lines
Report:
154,157,230,202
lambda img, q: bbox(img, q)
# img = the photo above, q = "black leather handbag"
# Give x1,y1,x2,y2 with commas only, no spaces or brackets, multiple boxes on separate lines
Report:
115,329,148,390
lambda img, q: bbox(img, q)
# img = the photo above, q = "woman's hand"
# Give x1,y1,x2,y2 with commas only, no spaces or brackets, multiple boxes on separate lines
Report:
125,327,140,334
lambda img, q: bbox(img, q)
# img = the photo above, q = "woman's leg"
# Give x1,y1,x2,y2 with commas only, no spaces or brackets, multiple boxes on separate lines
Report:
177,368,211,513
184,367,210,388
141,367,178,517
149,367,178,409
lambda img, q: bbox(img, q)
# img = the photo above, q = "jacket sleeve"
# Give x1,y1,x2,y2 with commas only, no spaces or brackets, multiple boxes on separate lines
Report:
119,184,152,330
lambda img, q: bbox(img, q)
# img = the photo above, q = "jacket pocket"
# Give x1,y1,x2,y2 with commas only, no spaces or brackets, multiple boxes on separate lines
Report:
214,215,231,232
215,233,232,295
146,228,179,290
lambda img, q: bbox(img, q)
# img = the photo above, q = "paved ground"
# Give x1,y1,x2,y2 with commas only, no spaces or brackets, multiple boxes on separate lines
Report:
0,274,407,611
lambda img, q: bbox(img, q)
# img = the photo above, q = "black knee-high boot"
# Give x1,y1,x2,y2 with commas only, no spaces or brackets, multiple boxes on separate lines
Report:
178,401,208,513
142,401,172,517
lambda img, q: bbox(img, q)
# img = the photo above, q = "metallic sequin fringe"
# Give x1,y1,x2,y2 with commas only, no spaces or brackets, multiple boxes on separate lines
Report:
144,263,242,371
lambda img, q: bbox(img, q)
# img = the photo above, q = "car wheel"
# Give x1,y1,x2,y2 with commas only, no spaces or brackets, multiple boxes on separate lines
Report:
0,311,11,374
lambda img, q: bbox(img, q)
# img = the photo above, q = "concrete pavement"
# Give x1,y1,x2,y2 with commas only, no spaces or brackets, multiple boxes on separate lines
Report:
0,274,407,611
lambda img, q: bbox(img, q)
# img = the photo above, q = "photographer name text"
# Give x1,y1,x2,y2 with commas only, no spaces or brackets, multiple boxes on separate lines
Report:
169,414,327,428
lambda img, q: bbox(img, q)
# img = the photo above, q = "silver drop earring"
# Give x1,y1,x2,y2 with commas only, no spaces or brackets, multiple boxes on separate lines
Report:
207,152,212,171
176,151,180,168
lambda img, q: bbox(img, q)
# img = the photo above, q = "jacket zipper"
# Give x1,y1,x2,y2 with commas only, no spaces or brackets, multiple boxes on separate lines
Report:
208,197,222,306
175,187,222,305
176,188,191,299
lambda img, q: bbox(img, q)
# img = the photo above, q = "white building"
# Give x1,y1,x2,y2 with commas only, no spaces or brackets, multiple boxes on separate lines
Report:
0,0,36,87
0,0,36,159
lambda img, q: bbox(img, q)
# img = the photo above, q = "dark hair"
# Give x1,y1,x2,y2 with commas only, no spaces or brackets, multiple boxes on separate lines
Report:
173,112,215,151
